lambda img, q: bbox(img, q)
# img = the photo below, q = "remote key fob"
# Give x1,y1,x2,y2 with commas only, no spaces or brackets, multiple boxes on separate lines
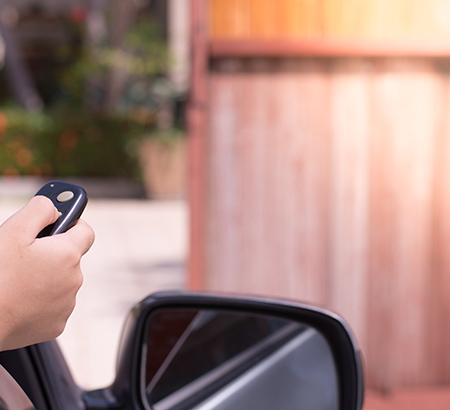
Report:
35,181,88,238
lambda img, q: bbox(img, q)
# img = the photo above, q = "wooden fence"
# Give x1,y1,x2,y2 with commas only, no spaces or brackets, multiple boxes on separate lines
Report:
188,0,450,389
209,0,450,40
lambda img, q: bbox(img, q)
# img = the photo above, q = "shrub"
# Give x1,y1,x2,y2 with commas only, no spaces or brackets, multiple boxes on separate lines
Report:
0,106,145,179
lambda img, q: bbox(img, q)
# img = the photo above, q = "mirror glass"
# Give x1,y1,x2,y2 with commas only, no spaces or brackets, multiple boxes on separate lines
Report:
143,309,339,410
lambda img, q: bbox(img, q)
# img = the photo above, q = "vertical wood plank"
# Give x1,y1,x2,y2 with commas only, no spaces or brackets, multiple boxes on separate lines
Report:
321,0,343,37
208,0,229,38
207,63,243,291
282,60,330,304
208,0,250,38
283,0,304,38
328,59,371,356
248,0,276,38
434,0,450,38
231,0,251,38
428,64,450,383
367,60,437,387
235,62,277,296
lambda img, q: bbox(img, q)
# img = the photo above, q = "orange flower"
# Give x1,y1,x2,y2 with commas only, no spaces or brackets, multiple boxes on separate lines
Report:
15,148,34,168
38,163,53,176
3,168,19,177
59,130,78,151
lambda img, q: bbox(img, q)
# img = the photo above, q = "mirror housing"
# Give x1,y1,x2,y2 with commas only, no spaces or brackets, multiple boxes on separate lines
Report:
105,292,364,410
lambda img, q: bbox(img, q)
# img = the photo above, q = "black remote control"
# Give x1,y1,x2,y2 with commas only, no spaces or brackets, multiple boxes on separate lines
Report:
35,181,88,238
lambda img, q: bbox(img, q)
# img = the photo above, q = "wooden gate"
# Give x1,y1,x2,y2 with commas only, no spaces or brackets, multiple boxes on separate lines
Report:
188,0,450,389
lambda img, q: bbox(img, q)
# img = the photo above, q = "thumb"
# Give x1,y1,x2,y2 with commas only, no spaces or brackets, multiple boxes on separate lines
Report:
2,196,59,242
60,219,95,256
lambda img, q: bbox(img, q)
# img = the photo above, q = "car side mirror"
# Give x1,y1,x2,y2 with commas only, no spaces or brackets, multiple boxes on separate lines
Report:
106,292,364,410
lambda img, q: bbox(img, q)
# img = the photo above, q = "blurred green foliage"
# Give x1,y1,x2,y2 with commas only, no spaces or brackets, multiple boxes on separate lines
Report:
0,14,183,179
59,19,172,113
0,106,145,178
104,20,170,77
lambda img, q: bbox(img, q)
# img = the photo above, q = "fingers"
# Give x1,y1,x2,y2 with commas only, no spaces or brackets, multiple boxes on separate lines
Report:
62,219,95,256
2,196,59,241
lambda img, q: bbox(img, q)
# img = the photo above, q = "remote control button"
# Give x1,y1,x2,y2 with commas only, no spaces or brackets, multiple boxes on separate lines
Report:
57,191,74,203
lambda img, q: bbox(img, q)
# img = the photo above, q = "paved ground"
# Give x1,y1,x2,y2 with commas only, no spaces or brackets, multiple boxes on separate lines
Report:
0,179,188,389
364,388,450,410
60,199,188,389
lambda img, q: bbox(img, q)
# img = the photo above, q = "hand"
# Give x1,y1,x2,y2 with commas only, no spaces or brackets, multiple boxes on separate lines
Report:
0,195,95,350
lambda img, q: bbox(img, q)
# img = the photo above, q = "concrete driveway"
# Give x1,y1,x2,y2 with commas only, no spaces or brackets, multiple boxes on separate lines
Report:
364,388,450,410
